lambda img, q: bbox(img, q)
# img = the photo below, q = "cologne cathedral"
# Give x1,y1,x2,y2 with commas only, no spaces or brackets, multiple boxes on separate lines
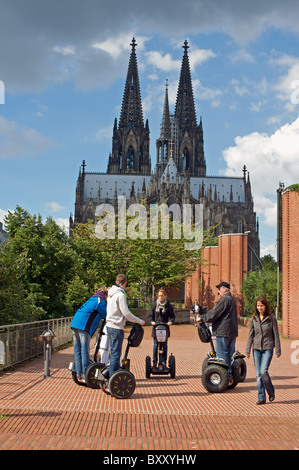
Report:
71,38,260,262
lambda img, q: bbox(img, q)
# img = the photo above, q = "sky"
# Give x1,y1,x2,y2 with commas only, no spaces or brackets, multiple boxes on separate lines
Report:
1,0,299,259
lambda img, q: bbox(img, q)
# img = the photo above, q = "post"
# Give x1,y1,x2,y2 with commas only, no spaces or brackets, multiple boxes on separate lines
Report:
40,329,55,378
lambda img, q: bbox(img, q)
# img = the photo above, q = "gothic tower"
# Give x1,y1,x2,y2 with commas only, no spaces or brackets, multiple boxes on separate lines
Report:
175,40,206,176
107,38,151,174
156,79,173,176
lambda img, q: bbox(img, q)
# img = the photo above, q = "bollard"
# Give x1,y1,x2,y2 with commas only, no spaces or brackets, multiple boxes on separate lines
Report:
40,329,56,378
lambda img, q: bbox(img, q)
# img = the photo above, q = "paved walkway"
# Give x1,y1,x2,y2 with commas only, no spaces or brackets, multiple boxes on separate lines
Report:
0,324,298,451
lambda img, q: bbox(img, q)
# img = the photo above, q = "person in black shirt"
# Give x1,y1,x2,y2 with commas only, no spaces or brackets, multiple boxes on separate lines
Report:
148,289,175,368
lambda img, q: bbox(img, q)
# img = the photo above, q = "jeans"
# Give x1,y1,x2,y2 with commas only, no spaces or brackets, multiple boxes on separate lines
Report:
253,349,274,401
72,328,91,377
106,327,124,377
153,340,168,365
215,336,236,377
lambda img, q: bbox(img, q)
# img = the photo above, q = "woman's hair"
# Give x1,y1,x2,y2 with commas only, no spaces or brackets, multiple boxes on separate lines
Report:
156,289,167,298
97,287,108,295
253,296,273,321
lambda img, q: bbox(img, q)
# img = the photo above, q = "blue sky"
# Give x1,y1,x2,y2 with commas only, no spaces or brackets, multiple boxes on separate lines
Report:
1,0,299,259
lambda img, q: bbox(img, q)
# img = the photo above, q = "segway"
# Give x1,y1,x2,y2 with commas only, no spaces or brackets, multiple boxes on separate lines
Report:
68,319,107,387
198,320,246,393
91,323,144,399
145,322,175,379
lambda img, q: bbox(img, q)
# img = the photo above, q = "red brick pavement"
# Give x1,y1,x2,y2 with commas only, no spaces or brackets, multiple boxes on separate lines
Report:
0,325,298,451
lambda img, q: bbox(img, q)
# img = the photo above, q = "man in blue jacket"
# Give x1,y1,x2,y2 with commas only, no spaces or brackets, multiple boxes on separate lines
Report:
71,287,108,383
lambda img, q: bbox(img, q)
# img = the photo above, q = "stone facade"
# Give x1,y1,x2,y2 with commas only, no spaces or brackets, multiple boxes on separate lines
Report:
71,38,260,262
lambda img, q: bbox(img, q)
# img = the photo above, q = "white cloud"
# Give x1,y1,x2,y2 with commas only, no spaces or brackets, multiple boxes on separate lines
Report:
0,116,58,159
0,208,10,226
260,242,277,259
145,46,216,73
249,100,265,112
145,51,181,72
3,1,299,92
229,49,255,63
53,45,76,56
45,202,66,213
193,79,223,106
231,78,249,97
222,118,299,227
273,54,299,110
54,217,69,234
92,34,149,58
189,48,217,70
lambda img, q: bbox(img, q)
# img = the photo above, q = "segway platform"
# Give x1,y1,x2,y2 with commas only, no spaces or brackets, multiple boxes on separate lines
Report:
198,320,246,393
146,323,175,379
87,323,144,399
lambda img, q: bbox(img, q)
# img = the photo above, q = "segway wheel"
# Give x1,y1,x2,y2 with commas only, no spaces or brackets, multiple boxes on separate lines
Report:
145,356,151,379
202,356,209,373
232,357,247,383
202,364,229,393
71,371,87,387
100,382,111,395
109,370,136,399
169,354,175,379
85,362,105,389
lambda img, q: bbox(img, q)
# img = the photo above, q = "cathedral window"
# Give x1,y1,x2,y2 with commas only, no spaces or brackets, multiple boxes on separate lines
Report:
182,148,189,172
127,145,135,169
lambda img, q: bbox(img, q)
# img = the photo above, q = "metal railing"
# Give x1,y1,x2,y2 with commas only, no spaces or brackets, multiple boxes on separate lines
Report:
0,317,73,371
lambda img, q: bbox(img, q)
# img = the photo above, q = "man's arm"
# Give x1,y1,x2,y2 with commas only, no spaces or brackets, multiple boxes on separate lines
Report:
118,294,145,325
205,296,227,323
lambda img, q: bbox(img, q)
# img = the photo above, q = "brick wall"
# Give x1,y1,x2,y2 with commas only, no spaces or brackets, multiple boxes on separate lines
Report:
185,233,248,314
282,190,299,339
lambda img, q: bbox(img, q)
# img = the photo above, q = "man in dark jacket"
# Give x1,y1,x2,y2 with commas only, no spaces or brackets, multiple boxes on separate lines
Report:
148,289,175,368
203,281,238,381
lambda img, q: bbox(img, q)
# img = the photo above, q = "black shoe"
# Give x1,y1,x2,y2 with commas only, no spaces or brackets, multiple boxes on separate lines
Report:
256,400,266,405
269,395,275,402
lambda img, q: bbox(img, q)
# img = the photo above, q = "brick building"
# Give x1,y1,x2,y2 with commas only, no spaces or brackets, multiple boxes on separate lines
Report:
184,233,251,314
282,188,299,338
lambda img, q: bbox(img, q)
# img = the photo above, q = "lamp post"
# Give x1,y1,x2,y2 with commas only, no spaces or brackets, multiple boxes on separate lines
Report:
40,329,56,378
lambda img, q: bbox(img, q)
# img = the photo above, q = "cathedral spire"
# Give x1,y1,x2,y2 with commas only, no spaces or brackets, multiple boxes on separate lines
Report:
160,79,172,141
119,37,144,130
108,38,150,175
175,39,197,132
174,40,206,177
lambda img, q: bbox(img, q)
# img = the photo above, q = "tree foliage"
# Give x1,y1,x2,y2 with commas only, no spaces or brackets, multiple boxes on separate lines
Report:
0,205,217,325
241,254,281,318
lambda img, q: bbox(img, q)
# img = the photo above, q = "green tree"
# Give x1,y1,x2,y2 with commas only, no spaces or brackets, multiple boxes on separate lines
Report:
1,207,77,322
71,209,216,303
0,250,45,325
242,255,281,317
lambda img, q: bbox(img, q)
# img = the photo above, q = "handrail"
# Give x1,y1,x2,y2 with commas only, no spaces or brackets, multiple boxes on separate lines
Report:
0,317,74,371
